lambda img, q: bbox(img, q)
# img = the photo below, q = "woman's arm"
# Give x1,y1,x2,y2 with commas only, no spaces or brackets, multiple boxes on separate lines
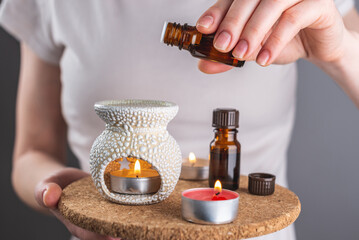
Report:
13,43,116,240
12,43,67,212
316,9,359,107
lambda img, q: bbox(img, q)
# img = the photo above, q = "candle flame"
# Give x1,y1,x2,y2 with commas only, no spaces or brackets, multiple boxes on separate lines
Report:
214,180,222,194
189,152,196,165
134,160,141,177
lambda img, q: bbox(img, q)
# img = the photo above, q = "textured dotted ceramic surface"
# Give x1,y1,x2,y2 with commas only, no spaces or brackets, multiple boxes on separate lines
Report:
90,100,182,205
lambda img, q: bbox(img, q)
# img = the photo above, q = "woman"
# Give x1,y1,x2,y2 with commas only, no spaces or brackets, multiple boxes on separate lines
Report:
0,0,358,239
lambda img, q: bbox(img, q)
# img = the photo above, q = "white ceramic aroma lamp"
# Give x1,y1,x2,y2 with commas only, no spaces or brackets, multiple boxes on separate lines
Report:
90,100,182,205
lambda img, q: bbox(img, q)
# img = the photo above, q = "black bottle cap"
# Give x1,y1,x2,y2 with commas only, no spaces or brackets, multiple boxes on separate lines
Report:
248,173,276,196
212,108,239,129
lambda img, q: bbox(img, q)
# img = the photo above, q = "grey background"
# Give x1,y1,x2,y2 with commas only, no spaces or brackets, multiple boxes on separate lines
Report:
1,1,359,239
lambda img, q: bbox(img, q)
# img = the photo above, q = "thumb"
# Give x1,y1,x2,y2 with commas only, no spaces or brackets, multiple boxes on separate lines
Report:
38,183,62,209
197,59,233,74
34,168,89,209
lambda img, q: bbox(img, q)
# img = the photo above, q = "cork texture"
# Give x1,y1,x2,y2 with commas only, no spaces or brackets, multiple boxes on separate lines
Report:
59,176,301,240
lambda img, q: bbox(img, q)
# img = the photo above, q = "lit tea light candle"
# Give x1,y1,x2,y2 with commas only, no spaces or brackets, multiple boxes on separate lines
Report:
110,159,161,195
181,180,239,224
180,152,209,180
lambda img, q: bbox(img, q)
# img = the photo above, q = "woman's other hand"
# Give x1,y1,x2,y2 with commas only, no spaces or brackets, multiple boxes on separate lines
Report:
34,168,121,240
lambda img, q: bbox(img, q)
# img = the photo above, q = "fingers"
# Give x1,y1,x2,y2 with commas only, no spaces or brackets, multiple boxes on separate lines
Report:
232,0,299,58
198,59,233,74
197,0,326,72
35,168,89,209
258,1,318,66
41,168,89,190
196,0,233,34
34,168,120,240
35,182,62,209
46,168,90,189
213,0,261,52
42,183,62,209
34,182,59,209
196,27,269,73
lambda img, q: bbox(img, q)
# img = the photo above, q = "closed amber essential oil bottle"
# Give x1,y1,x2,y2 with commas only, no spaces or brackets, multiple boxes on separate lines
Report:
161,22,245,67
209,109,241,190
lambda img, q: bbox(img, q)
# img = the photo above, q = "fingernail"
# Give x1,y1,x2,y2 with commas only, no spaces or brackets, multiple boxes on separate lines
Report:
233,40,248,59
42,186,49,206
196,15,214,28
257,49,270,66
214,31,231,51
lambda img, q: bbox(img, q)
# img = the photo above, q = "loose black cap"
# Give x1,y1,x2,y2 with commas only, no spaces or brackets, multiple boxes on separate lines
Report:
212,108,239,129
248,173,276,196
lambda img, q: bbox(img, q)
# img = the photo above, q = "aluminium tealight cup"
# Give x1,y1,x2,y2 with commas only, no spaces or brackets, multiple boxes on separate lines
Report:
181,188,239,224
180,164,209,180
180,157,209,180
110,174,161,195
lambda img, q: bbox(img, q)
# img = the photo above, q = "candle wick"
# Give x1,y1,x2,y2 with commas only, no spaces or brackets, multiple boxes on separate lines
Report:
191,162,195,167
136,175,139,178
215,192,220,196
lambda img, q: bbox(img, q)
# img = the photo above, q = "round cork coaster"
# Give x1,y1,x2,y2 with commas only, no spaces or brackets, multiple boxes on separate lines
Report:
59,176,300,240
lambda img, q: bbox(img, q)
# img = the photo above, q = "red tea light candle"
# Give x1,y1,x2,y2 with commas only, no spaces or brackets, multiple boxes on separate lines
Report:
181,180,239,224
180,152,209,180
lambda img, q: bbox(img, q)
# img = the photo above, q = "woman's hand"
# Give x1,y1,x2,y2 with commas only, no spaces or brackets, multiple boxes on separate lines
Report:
196,0,347,73
34,168,121,240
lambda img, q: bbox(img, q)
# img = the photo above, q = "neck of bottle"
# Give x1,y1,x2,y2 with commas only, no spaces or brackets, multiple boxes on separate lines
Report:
162,22,199,50
214,128,237,142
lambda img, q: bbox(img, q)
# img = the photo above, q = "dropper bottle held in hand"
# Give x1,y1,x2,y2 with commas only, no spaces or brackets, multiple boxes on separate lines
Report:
161,22,245,67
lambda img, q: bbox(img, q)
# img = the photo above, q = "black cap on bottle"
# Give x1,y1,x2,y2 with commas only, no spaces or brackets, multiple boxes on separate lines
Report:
212,108,239,129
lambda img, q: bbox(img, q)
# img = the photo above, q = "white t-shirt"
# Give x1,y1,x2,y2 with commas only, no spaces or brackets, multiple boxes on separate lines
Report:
0,1,354,240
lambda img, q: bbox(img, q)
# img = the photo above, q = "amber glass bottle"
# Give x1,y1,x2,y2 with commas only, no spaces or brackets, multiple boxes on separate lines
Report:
161,22,245,67
209,109,241,190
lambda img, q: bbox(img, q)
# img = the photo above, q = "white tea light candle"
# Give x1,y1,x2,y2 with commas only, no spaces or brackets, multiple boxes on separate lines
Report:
110,159,161,195
180,152,209,180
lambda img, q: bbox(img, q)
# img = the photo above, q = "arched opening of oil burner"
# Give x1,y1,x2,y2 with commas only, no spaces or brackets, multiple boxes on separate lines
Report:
104,157,161,195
